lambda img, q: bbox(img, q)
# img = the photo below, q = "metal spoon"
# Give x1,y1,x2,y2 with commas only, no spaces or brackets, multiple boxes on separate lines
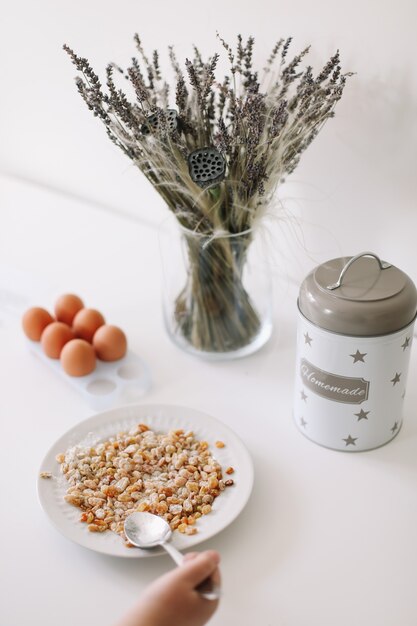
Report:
124,512,220,601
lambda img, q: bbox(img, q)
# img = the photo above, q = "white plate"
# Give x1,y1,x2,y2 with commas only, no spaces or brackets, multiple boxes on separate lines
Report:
38,404,254,558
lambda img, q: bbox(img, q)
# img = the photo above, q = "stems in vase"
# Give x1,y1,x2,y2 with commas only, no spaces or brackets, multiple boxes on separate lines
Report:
174,230,261,353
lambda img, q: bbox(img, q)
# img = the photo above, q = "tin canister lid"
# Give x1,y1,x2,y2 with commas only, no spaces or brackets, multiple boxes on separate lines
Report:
298,252,417,336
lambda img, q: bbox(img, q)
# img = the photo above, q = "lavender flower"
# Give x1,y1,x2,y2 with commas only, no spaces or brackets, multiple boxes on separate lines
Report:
64,34,351,235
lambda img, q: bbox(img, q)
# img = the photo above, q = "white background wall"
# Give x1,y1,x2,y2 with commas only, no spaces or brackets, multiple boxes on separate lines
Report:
1,0,417,283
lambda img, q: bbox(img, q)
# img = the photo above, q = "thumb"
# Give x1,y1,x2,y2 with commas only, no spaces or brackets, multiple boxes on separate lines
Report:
179,550,220,586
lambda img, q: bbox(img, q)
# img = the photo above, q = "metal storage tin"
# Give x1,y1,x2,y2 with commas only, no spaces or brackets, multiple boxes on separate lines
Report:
294,252,417,451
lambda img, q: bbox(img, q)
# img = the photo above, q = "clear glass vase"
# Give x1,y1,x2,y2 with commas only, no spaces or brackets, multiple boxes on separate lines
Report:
159,220,273,360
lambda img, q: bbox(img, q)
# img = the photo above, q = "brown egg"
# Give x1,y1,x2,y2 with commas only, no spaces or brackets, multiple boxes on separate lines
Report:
55,294,84,326
60,339,96,377
22,307,54,341
72,308,105,342
41,322,75,358
93,324,127,361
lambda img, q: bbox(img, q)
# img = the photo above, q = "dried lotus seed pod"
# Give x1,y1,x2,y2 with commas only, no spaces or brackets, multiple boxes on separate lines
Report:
141,109,178,135
188,147,226,188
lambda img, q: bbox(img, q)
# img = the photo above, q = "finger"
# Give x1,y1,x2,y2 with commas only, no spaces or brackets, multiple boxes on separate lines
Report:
210,565,221,588
180,550,221,586
183,551,199,562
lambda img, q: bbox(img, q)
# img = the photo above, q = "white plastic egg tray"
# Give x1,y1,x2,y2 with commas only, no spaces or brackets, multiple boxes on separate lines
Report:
27,341,151,409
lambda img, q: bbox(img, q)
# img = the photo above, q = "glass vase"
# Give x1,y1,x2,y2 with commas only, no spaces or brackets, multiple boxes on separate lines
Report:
159,220,273,360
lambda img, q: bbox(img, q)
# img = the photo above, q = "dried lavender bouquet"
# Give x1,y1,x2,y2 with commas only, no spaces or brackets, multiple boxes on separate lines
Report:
64,35,351,355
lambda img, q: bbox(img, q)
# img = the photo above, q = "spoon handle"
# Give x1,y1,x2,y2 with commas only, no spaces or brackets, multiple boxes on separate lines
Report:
162,541,183,566
161,543,221,601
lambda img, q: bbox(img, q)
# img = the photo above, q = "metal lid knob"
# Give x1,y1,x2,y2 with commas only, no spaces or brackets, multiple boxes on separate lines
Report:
326,252,392,290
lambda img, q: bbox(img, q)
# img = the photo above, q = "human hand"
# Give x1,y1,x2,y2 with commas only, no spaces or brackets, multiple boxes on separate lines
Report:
115,550,221,626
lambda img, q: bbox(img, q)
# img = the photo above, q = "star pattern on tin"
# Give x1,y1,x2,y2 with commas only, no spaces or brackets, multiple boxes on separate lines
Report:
304,332,313,346
391,372,401,386
355,409,370,421
343,435,357,446
350,349,367,363
401,337,410,351
391,421,399,433
300,390,308,402
300,417,307,428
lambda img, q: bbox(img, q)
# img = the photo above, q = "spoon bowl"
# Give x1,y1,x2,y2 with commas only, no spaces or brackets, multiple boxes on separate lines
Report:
124,512,172,549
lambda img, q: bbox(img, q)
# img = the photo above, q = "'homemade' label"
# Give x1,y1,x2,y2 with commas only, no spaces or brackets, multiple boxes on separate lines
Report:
300,358,370,404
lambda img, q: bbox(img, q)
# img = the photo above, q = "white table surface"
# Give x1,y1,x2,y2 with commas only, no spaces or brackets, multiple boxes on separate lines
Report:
1,172,417,626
